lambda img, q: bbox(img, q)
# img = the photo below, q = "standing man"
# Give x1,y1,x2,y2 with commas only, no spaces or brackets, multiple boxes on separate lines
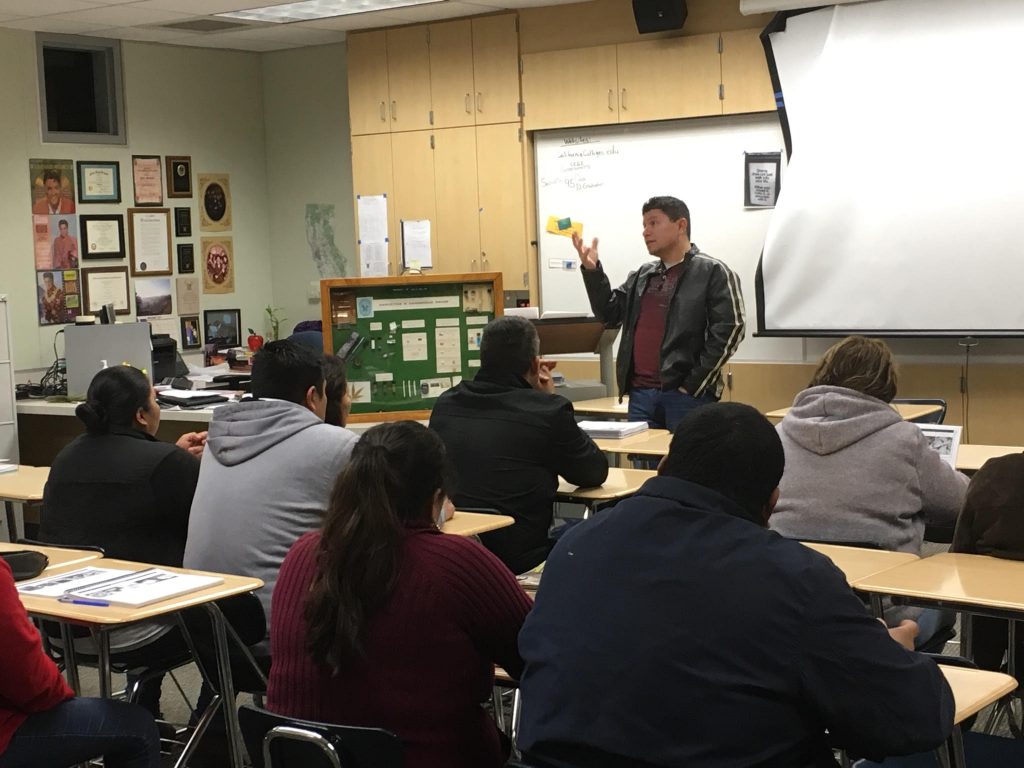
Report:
574,196,744,431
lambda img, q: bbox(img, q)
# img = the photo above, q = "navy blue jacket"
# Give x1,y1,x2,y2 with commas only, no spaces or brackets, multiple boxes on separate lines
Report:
518,476,954,768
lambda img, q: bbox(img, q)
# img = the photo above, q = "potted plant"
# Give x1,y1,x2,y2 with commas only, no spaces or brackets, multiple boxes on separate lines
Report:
265,305,286,341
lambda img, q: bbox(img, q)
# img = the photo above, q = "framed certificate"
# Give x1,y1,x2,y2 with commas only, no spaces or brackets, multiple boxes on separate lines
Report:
127,207,172,276
132,155,163,206
79,214,125,260
166,156,192,198
81,266,131,315
76,161,121,204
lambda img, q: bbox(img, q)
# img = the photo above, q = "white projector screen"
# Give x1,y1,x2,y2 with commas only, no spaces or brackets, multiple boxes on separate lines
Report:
758,0,1024,336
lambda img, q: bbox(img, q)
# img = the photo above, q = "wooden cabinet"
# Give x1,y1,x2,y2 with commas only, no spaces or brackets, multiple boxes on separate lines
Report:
391,131,439,265
350,133,398,274
433,127,481,272
470,14,521,125
521,45,619,130
347,31,390,136
720,28,776,114
477,123,528,289
617,34,721,122
386,26,433,131
428,20,476,129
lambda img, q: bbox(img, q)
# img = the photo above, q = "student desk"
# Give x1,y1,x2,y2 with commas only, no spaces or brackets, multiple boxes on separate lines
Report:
591,429,672,458
0,465,49,541
955,443,1023,472
556,468,656,513
939,665,1017,768
444,511,514,536
765,402,943,422
572,396,629,417
801,543,919,586
0,541,101,571
19,558,263,768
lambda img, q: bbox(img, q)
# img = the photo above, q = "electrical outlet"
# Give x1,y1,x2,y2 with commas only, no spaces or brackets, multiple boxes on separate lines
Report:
307,280,321,301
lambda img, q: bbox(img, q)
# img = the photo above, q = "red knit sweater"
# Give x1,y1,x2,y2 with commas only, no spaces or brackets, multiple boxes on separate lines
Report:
0,559,74,755
267,528,532,768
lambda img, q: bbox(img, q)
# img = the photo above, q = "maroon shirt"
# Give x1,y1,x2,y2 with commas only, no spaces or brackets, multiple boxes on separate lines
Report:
631,261,684,389
267,529,532,768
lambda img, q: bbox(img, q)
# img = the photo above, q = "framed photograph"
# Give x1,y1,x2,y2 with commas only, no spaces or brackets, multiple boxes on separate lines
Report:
174,206,192,237
127,207,172,276
165,156,192,198
201,237,234,294
132,155,163,206
203,308,241,348
81,266,131,316
79,214,125,260
198,173,231,231
180,314,202,350
134,276,173,317
177,243,195,274
744,151,782,209
76,161,121,204
29,158,76,215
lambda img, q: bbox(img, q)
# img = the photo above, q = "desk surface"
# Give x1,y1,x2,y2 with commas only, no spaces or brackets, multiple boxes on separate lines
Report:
592,429,672,456
0,542,102,571
556,467,656,501
956,444,1023,472
854,552,1024,613
942,665,1017,724
443,511,514,537
572,397,629,417
766,402,943,422
18,558,263,625
802,543,919,586
0,466,50,501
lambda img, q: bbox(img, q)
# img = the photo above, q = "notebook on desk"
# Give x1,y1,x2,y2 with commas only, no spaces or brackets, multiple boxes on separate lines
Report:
157,389,230,408
578,420,649,439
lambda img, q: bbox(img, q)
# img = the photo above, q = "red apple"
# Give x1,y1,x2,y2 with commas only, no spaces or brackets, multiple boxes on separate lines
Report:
247,328,264,352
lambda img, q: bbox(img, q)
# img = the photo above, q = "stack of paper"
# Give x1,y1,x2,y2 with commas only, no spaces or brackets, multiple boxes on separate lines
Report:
0,461,16,475
578,420,649,439
18,566,223,607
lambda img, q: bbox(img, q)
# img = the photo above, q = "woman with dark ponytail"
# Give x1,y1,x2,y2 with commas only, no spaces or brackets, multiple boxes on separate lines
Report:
268,421,532,768
40,365,206,717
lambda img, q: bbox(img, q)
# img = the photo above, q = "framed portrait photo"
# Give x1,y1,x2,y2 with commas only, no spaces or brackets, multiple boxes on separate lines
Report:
79,214,125,260
177,243,195,274
174,207,192,237
76,161,121,204
180,314,202,350
166,156,192,199
81,266,131,316
203,308,241,349
132,155,163,206
198,173,231,231
127,207,172,276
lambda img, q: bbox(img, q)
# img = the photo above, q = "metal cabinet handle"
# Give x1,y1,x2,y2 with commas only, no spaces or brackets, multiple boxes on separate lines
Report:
379,100,386,121
476,92,483,112
465,93,472,113
608,89,614,110
390,100,397,121
471,258,478,271
621,88,628,110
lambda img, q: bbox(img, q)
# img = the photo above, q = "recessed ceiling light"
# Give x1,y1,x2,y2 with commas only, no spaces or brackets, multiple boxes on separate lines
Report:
217,0,445,23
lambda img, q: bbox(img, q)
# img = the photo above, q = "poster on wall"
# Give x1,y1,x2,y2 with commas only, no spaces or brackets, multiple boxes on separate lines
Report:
743,151,782,208
198,174,232,231
36,269,80,325
29,159,76,215
201,237,234,294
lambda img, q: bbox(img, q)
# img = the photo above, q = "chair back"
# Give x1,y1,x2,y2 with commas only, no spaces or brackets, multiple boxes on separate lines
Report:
891,398,947,424
239,704,403,768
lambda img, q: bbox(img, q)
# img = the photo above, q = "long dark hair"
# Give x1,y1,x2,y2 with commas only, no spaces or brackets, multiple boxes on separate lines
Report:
75,366,152,434
305,421,453,672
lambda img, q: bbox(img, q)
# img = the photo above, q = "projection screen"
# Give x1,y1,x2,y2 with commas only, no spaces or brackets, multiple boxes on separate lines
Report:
757,0,1024,336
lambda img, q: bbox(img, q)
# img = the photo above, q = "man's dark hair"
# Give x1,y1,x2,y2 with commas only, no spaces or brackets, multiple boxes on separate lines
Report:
42,169,61,185
659,403,784,519
642,196,690,238
479,316,539,377
251,339,325,406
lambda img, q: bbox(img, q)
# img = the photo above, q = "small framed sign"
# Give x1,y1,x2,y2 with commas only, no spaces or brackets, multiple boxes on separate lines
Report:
174,206,192,237
166,155,192,199
177,243,195,274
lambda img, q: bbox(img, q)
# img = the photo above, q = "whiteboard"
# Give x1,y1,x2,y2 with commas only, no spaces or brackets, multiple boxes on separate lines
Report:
534,114,801,362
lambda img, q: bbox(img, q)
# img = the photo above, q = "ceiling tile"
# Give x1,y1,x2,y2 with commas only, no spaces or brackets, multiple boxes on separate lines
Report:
1,16,110,33
53,5,195,25
89,24,202,41
127,0,288,12
0,0,99,13
168,32,300,51
227,24,347,43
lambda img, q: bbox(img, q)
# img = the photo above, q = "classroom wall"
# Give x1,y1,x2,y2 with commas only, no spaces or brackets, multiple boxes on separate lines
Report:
262,42,357,337
0,29,275,373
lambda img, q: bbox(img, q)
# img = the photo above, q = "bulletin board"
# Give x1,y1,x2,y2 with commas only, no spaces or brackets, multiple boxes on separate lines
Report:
320,273,503,422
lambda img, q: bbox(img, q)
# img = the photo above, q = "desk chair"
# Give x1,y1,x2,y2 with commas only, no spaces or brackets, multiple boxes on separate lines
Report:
238,704,403,768
892,398,947,424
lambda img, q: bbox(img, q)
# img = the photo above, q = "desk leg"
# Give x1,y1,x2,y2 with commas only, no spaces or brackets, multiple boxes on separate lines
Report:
60,623,81,695
206,603,243,768
4,500,16,542
95,628,112,699
961,612,973,661
869,594,884,619
947,726,966,768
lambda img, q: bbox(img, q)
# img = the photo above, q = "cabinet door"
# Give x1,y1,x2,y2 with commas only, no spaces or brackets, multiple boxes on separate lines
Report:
471,14,521,125
617,34,721,123
477,123,528,289
347,31,390,135
521,45,618,131
720,29,776,115
433,127,481,273
391,131,438,268
351,133,399,274
429,20,476,129
386,26,433,132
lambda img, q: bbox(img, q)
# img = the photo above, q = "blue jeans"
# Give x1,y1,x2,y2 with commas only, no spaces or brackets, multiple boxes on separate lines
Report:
628,387,718,432
0,697,160,768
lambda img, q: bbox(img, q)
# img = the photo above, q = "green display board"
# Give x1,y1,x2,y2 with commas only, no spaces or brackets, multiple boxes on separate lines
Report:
321,273,503,420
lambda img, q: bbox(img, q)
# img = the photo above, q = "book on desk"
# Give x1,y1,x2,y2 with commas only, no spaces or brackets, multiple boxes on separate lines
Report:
17,566,223,607
578,420,649,439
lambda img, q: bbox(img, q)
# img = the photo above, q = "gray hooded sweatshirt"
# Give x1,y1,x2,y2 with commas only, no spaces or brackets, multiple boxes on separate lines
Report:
184,399,358,646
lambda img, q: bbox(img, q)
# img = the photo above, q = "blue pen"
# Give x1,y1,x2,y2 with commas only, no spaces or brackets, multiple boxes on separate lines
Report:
58,596,110,607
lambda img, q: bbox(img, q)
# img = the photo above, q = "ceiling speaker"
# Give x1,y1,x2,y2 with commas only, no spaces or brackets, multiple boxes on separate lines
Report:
632,0,688,33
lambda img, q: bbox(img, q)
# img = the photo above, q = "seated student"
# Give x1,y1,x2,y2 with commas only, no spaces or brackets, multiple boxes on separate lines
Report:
519,403,955,767
39,365,204,716
0,557,160,768
321,354,351,428
951,453,1024,678
429,316,608,574
267,421,532,768
768,336,968,646
184,340,358,650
